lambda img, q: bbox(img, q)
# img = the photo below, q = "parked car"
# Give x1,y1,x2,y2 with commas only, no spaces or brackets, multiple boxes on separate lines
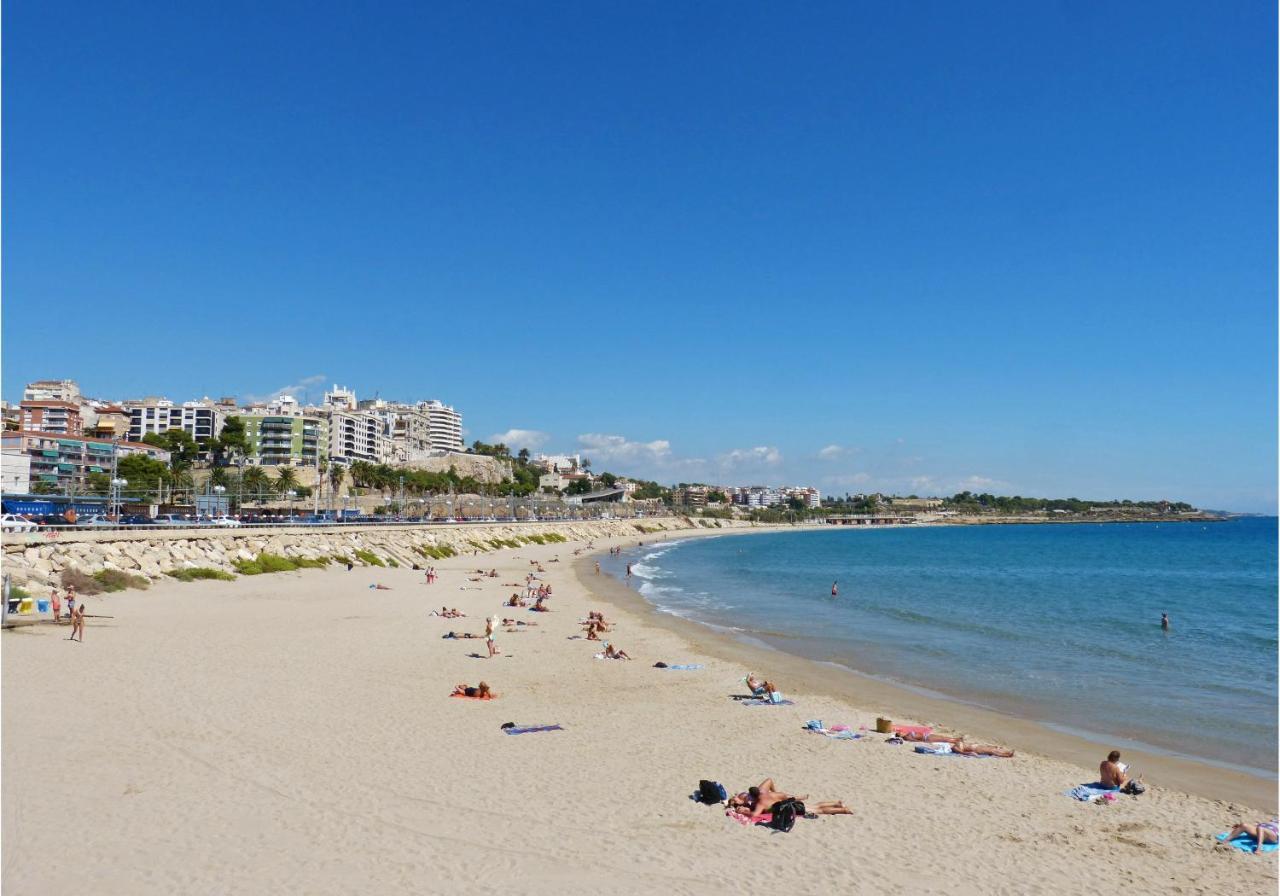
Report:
0,513,38,533
80,515,115,526
152,514,196,527
120,514,155,525
207,516,242,528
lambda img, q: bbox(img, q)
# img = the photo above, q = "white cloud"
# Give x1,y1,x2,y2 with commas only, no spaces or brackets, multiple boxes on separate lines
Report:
718,446,783,469
823,472,872,488
909,476,939,491
817,444,846,460
577,433,674,464
241,374,326,404
953,475,1007,491
489,429,549,451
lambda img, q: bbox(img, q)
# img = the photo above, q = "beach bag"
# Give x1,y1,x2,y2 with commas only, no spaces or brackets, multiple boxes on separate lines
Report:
1121,780,1146,796
769,799,801,833
697,780,727,805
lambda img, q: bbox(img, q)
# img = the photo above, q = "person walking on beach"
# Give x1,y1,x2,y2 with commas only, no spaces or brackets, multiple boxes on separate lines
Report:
594,561,600,576
1161,613,1170,631
68,602,85,642
50,587,61,623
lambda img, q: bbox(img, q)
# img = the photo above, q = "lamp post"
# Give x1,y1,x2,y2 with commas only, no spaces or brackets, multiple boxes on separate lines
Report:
213,484,226,519
110,478,128,520
287,489,298,522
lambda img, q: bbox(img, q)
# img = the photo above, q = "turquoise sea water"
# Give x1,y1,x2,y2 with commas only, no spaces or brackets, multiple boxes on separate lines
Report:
605,519,1277,777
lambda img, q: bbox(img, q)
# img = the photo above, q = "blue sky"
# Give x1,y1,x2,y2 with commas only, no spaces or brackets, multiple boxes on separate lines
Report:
4,2,1275,510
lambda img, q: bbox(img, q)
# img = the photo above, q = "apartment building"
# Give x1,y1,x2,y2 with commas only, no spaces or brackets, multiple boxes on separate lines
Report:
328,409,392,465
22,379,82,403
418,400,463,451
19,400,84,435
123,398,226,445
1,431,171,492
237,398,330,466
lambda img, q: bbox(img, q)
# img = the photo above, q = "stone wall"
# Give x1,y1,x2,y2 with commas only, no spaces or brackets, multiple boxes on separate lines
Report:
1,517,752,592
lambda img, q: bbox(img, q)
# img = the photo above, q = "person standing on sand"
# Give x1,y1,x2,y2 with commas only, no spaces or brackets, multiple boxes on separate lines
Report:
50,588,61,622
485,614,501,657
68,602,85,642
1161,613,1170,631
594,561,601,575
65,586,77,623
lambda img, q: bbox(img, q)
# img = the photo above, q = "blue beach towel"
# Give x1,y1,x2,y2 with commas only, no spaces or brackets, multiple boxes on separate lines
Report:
1065,783,1119,802
1216,832,1279,853
665,664,704,670
503,724,564,736
741,699,795,707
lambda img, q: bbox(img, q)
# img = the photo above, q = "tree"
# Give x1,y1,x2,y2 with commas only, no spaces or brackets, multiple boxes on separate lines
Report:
517,447,530,464
242,465,273,504
85,472,111,496
143,428,200,473
707,490,728,504
566,477,594,496
31,480,60,495
214,417,250,466
581,458,592,472
599,472,618,488
787,496,807,511
275,467,300,494
116,454,171,502
328,464,345,495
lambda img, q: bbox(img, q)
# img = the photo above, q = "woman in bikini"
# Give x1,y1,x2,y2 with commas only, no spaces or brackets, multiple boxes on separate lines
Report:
1224,819,1279,853
451,682,495,699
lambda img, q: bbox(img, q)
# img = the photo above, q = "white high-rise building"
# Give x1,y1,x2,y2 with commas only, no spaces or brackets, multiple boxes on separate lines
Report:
418,400,463,451
123,397,225,445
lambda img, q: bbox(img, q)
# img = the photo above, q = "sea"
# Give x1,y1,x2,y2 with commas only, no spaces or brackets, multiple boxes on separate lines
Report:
603,518,1278,778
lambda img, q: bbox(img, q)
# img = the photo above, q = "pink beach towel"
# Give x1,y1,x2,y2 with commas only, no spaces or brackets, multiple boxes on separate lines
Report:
726,809,773,826
893,725,933,738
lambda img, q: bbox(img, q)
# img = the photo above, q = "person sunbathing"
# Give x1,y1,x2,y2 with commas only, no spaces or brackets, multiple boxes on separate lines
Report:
1224,820,1279,854
602,643,631,660
501,618,537,626
451,682,495,699
730,780,852,817
531,597,550,612
442,631,480,639
900,732,961,744
746,674,765,695
369,584,392,590
585,622,603,641
952,741,1014,758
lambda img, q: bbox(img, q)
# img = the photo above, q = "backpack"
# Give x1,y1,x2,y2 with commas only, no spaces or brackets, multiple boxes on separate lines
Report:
769,798,803,832
697,780,728,804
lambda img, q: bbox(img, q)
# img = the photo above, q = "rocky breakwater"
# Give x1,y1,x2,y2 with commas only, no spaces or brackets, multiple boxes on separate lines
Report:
1,517,752,593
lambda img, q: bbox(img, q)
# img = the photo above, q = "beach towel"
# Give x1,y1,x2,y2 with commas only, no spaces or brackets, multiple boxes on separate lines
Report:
1216,832,1280,854
893,725,933,738
503,724,563,735
726,809,773,826
1065,783,1119,802
804,720,862,739
914,743,953,755
740,699,795,707
663,664,704,671
450,693,495,700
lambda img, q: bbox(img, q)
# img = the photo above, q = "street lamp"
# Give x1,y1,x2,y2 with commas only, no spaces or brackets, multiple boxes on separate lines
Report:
213,484,226,519
110,478,128,520
287,489,298,521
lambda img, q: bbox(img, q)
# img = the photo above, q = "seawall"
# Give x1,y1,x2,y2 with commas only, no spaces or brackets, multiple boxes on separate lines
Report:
1,517,754,591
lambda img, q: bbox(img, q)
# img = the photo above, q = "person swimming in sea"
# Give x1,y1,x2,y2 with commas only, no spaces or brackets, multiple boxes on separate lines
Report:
1161,613,1170,631
831,581,838,597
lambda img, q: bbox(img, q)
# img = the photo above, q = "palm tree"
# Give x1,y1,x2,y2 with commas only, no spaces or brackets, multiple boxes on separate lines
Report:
276,466,300,494
242,465,272,505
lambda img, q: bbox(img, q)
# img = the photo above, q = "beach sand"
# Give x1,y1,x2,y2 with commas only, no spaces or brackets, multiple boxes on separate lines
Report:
3,529,1275,895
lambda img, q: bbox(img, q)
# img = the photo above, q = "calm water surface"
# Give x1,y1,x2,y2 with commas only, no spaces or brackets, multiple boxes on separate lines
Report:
605,518,1277,777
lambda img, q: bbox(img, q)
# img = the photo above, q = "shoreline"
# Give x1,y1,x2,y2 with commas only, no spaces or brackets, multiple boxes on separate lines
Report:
574,529,1277,812
3,526,1275,894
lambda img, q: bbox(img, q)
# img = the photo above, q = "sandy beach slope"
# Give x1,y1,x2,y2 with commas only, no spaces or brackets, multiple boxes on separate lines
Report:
3,530,1275,895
